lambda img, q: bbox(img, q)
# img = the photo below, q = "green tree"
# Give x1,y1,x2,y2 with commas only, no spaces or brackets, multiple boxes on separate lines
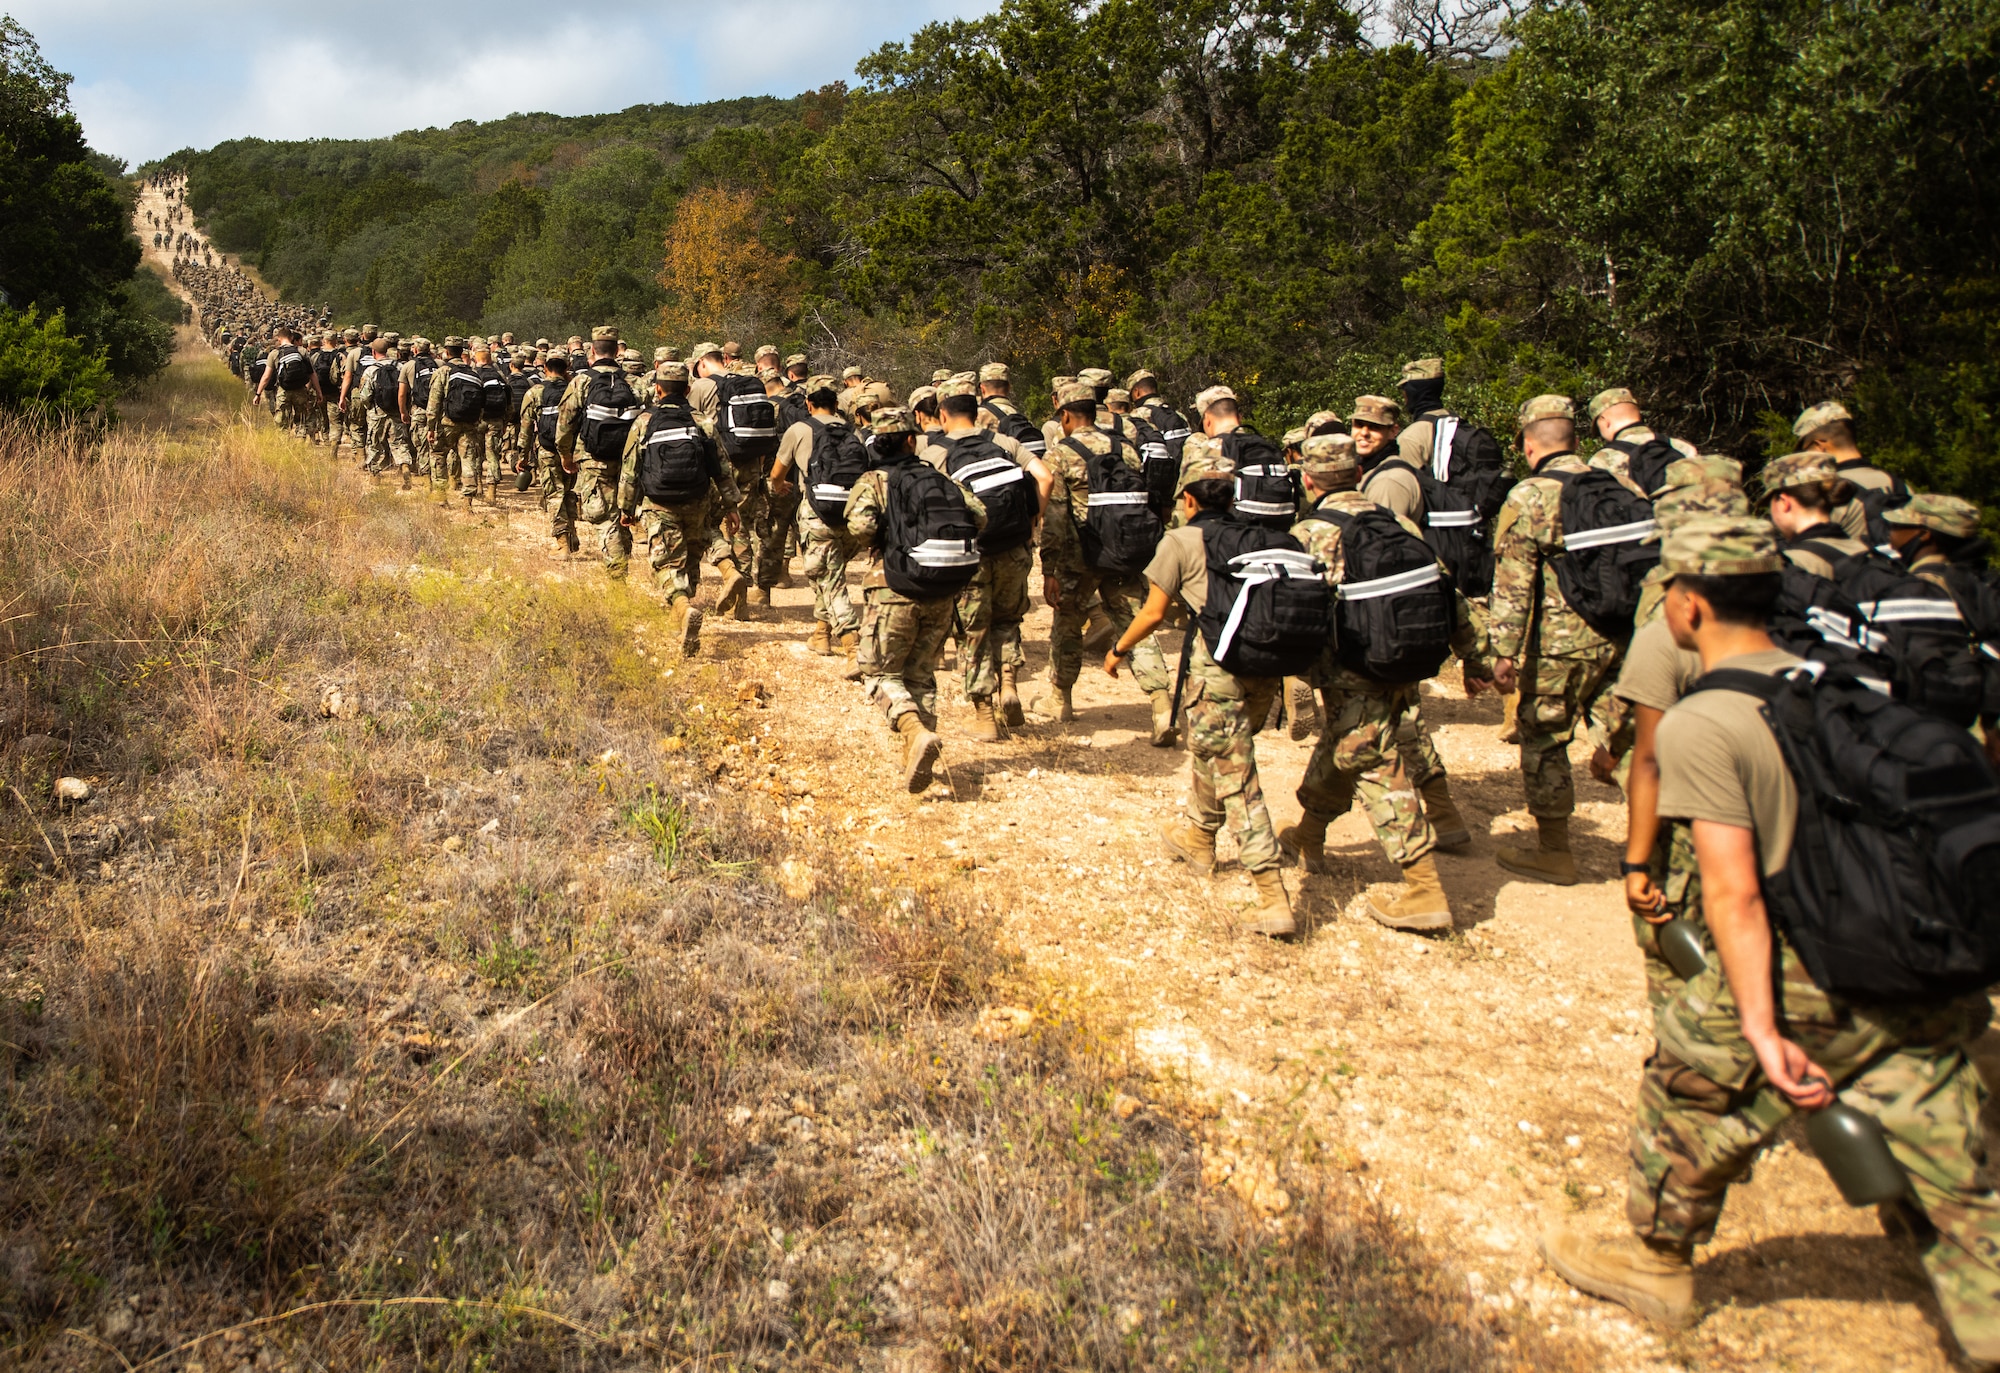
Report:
0,306,118,420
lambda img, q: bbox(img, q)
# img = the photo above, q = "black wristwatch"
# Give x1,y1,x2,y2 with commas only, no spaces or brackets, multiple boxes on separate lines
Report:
1109,644,1132,661
1619,861,1650,876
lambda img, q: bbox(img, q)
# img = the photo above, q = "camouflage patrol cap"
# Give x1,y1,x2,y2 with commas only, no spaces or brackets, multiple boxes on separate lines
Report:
535,338,551,349
757,365,780,383
980,362,1010,383
1658,516,1784,579
1282,426,1308,447
466,334,486,349
1123,369,1157,391
411,337,431,353
1757,451,1843,496
655,361,690,384
590,325,618,343
618,347,640,362
1105,388,1132,407
805,373,838,394
691,341,722,361
840,365,864,381
380,330,401,346
1587,387,1637,422
871,407,918,437
653,346,672,363
1884,492,1981,538
754,344,779,361
1055,380,1097,409
1350,395,1401,427
930,368,952,385
937,377,977,400
1792,400,1853,438
442,335,464,349
364,324,378,334
1051,375,1077,393
721,341,742,359
907,385,938,410
1517,394,1574,427
1300,433,1361,482
1077,367,1114,391
1399,357,1444,383
1651,480,1750,534
1193,384,1237,414
1659,454,1743,492
784,353,808,369
865,380,896,406
343,327,360,341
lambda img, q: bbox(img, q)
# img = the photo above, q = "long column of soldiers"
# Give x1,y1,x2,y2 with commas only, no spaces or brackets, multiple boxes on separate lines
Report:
167,170,2000,1361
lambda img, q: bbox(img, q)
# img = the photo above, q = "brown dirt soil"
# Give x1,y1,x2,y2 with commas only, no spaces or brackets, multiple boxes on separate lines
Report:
461,491,1991,1373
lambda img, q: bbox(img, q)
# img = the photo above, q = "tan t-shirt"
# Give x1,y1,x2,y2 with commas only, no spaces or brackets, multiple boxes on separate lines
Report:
1655,648,1802,876
1614,617,1704,710
1783,532,1868,580
1144,525,1209,614
1361,461,1424,521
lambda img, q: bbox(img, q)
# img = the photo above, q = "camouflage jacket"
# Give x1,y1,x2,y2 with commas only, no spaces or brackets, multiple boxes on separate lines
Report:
1293,490,1490,690
844,458,988,600
1041,425,1141,571
615,406,738,517
554,363,632,463
1488,454,1618,662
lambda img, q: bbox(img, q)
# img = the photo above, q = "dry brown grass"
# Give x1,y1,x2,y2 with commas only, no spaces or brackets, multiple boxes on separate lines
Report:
0,352,1593,1371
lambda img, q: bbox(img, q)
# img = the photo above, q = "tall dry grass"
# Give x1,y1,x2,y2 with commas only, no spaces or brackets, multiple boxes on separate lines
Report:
0,354,1591,1371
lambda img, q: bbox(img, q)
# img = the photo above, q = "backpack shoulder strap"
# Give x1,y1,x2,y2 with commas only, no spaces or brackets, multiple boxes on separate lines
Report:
1368,457,1420,480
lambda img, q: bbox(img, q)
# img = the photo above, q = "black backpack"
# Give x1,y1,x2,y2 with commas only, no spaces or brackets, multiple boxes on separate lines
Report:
1413,414,1515,597
1301,502,1455,684
1546,468,1659,640
980,398,1046,456
1770,561,1900,690
634,402,713,504
713,373,781,461
410,355,439,409
441,364,485,423
247,354,268,385
369,360,401,412
310,348,338,394
1838,459,1912,551
1122,411,1177,519
1221,431,1295,528
1941,555,2000,720
534,384,562,453
578,369,640,461
1136,398,1191,463
1690,662,2000,1003
1791,536,1984,727
505,370,535,417
881,459,981,600
478,365,512,422
1069,434,1161,576
805,416,872,527
274,346,310,390
1602,434,1680,496
940,432,1036,555
775,390,811,436
1192,512,1331,679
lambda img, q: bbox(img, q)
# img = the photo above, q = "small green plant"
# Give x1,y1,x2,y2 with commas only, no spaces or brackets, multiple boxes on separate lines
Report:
621,784,690,870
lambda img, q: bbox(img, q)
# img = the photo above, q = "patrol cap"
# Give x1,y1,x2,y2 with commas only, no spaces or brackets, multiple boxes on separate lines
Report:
805,373,838,394
930,368,952,384
1657,515,1784,579
871,406,918,437
1077,367,1114,390
380,330,401,346
784,353,808,369
442,335,464,349
840,365,864,381
1306,409,1344,435
1300,433,1361,482
980,362,1011,383
590,325,618,343
1055,380,1097,409
466,334,486,349
1105,388,1132,407
1350,395,1401,427
1123,368,1156,392
754,344,779,361
691,341,722,361
1586,387,1637,422
1193,384,1237,414
1051,375,1077,393
1757,451,1843,496
618,347,640,362
757,365,780,383
864,380,895,406
907,385,938,410
1884,492,1981,538
1793,400,1853,438
535,338,551,349
653,346,672,363
1399,356,1443,383
363,324,378,334
655,361,691,383
1517,394,1575,427
343,327,360,341
1651,480,1749,533
1658,454,1743,492
411,337,431,353
937,377,977,400
722,341,742,359
1282,425,1308,447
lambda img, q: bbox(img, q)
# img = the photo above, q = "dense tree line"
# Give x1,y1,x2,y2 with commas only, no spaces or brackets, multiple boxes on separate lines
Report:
164,0,2000,495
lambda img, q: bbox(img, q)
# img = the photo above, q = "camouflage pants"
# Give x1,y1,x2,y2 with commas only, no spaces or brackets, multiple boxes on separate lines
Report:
277,387,317,438
574,460,631,577
1050,566,1169,694
1517,645,1621,818
1183,637,1282,874
1636,818,1706,1009
797,502,859,636
1392,700,1448,788
433,420,486,494
757,485,801,589
1298,683,1436,868
365,410,414,472
539,452,578,548
727,461,769,575
480,419,510,486
957,543,1033,703
635,495,713,604
1631,942,2000,1353
862,587,953,726
339,401,369,455
325,402,346,449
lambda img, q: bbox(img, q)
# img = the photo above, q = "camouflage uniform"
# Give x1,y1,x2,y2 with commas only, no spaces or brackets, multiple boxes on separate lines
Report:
615,385,741,604
921,419,1036,706
1181,630,1284,874
517,375,578,550
364,350,415,475
1042,424,1169,694
555,353,637,577
799,500,862,637
426,351,487,499
1291,489,1489,866
1488,450,1623,819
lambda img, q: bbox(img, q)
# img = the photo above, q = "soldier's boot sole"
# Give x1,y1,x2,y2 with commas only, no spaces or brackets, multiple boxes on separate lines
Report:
1540,1227,1694,1329
1276,823,1330,876
999,669,1024,728
1160,821,1217,877
1149,691,1179,748
680,607,704,658
898,716,942,794
1286,678,1319,741
714,566,749,619
1245,869,1296,938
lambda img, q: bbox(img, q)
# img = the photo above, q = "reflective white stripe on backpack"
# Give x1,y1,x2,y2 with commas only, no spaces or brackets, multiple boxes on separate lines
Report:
1430,415,1461,482
1235,500,1296,517
908,538,980,568
1020,438,1047,454
1427,509,1480,528
1160,427,1191,443
539,404,561,417
1338,563,1442,602
968,468,1028,494
952,456,1018,484
1859,598,1964,624
1087,491,1151,506
1983,641,2000,663
586,404,638,422
1562,518,1655,551
727,395,779,438
1141,442,1169,464
647,427,699,445
449,369,482,387
1805,605,1889,656
811,484,851,503
1212,549,1321,665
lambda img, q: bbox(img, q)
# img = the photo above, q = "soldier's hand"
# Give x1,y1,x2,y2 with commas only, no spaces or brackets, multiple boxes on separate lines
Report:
1103,649,1123,679
1625,870,1667,921
1042,575,1062,611
724,511,742,535
1491,657,1518,693
618,514,635,528
771,476,794,497
1589,746,1618,786
1750,1035,1834,1111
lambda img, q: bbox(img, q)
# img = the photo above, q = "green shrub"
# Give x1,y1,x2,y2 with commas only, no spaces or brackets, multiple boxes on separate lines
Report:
0,306,117,421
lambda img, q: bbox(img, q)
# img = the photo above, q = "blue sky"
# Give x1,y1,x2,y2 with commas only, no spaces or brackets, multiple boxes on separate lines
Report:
8,0,986,165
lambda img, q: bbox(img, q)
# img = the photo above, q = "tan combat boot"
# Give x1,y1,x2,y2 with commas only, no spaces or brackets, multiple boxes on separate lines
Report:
679,605,704,658
1540,1225,1694,1328
839,630,864,682
1366,854,1452,932
896,713,942,794
1245,868,1296,938
1419,774,1473,851
807,622,833,656
1042,683,1075,722
1082,608,1116,654
746,586,770,609
998,666,1024,727
713,560,748,618
966,699,1001,742
1496,815,1579,885
1276,813,1330,875
1149,691,1179,748
1286,677,1319,740
1160,819,1217,876
399,468,411,490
